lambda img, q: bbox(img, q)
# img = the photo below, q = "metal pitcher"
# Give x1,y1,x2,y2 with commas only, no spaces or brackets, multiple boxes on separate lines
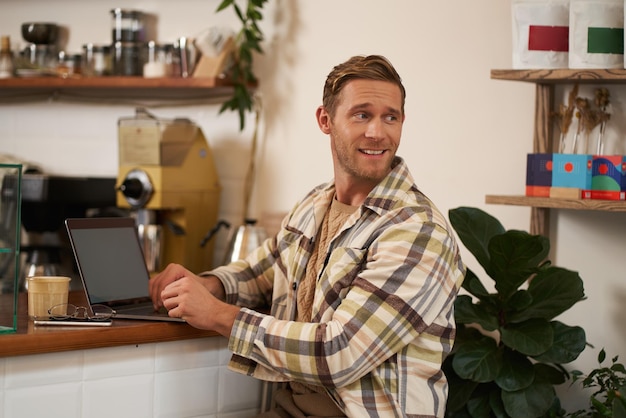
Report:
223,219,268,265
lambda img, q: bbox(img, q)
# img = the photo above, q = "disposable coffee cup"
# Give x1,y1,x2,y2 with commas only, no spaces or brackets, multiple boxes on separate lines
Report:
27,276,71,319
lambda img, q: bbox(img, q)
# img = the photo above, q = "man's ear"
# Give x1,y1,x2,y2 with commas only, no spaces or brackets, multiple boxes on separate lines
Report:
316,106,331,134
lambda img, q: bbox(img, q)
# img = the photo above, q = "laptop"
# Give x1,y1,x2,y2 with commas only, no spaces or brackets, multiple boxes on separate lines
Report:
65,217,184,322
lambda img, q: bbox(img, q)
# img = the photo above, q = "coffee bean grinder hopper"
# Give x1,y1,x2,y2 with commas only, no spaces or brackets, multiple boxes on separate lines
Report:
116,109,222,273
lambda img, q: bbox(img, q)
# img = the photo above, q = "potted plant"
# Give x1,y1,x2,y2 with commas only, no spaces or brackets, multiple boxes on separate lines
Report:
216,0,267,131
215,0,267,230
444,206,587,418
566,348,626,417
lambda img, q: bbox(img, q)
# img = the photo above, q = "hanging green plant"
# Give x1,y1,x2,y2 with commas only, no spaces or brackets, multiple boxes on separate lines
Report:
216,0,267,131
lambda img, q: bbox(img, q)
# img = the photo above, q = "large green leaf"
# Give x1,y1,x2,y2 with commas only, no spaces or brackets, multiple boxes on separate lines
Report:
449,207,506,271
454,325,488,351
452,337,500,382
461,269,491,299
502,378,556,418
445,370,479,414
488,390,508,418
506,289,533,311
533,363,567,385
495,348,534,392
508,267,585,322
532,321,586,364
467,394,492,418
455,295,499,331
488,231,549,299
500,318,553,356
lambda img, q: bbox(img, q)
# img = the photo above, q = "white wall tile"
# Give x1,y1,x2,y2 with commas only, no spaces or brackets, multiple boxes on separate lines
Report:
83,374,154,418
218,339,231,366
219,409,259,418
83,344,155,380
0,340,262,418
218,369,262,415
0,356,5,386
4,350,83,388
4,382,82,418
0,356,4,418
155,337,224,372
155,367,220,418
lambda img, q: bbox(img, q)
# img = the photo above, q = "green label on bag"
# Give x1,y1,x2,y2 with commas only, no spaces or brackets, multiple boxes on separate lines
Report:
587,27,624,54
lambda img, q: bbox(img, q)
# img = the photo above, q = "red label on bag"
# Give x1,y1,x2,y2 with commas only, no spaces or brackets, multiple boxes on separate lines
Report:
528,25,569,51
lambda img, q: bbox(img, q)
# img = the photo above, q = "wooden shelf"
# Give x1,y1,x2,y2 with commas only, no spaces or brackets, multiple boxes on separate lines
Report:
487,68,626,235
485,195,626,212
491,69,626,84
0,75,239,100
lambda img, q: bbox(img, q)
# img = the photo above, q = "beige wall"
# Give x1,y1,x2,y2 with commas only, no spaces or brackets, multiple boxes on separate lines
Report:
1,0,625,412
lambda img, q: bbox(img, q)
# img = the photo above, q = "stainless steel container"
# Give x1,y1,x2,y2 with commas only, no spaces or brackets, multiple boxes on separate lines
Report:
223,219,268,265
137,223,162,273
112,41,143,76
111,9,145,43
135,209,162,273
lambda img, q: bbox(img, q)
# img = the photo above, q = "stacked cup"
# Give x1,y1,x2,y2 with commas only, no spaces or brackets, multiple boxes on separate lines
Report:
27,276,71,319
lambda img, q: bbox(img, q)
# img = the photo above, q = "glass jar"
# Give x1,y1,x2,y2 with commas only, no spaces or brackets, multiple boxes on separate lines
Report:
83,44,111,76
112,42,144,76
56,51,82,77
22,44,57,70
142,41,170,78
0,35,14,78
111,9,145,43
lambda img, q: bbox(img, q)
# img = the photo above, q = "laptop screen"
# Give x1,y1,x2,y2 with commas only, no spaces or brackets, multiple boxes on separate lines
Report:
66,218,150,305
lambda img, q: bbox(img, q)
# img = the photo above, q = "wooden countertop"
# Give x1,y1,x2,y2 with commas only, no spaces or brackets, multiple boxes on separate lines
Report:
0,290,220,358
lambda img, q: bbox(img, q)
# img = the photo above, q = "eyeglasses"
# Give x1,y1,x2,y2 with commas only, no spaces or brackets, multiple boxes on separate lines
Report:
48,303,116,321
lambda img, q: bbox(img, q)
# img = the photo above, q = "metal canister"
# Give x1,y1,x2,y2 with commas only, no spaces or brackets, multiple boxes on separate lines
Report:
110,8,145,43
112,42,143,76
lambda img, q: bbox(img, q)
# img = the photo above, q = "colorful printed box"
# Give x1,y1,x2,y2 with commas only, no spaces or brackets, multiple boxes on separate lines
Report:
591,155,626,191
581,155,626,200
525,153,553,197
552,153,592,190
581,190,626,200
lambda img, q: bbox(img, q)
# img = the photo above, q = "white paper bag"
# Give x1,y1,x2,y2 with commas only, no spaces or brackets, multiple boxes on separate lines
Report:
569,0,624,69
512,0,570,69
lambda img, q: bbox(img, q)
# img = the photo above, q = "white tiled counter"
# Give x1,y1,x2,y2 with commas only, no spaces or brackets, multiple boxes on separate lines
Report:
0,292,264,417
0,337,263,418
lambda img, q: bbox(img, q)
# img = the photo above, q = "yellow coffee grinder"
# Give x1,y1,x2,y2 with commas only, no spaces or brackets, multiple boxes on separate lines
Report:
116,109,223,274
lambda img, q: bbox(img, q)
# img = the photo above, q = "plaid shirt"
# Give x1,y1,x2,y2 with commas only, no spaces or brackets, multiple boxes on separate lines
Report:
208,157,466,417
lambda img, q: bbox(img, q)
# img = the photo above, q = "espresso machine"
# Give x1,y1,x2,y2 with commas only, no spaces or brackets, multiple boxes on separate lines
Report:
5,172,118,290
116,109,221,273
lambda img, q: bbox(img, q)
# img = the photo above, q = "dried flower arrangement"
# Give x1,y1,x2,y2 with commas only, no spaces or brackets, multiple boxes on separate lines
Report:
552,84,579,153
594,88,611,154
552,86,611,154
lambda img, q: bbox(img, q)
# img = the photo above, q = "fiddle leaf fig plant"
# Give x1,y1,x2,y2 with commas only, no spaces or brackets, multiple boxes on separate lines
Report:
216,0,267,131
444,206,587,418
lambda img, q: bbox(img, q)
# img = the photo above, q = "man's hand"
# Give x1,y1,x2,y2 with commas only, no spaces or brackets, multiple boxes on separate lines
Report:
149,263,226,310
160,275,240,336
149,263,195,310
149,263,238,335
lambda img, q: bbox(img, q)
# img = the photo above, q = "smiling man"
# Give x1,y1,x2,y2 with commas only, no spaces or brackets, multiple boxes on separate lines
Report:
150,55,466,417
